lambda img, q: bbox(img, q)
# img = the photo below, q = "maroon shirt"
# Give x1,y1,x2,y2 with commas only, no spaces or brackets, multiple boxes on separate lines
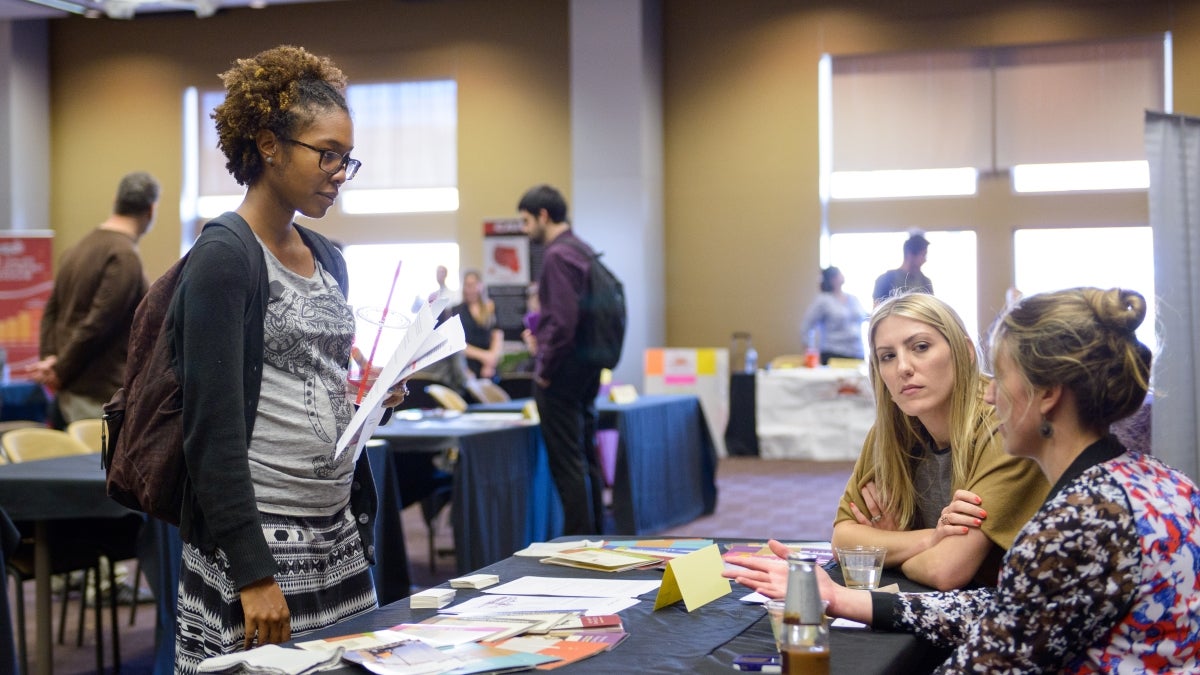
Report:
534,230,594,381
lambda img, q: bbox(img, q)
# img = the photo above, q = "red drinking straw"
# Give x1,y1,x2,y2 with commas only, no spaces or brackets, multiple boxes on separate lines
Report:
355,260,403,405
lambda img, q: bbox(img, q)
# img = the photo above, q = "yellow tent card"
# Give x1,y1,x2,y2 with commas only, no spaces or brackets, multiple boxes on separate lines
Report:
653,544,731,612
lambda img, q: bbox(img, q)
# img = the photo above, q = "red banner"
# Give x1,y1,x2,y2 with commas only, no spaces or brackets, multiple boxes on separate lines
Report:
0,232,54,375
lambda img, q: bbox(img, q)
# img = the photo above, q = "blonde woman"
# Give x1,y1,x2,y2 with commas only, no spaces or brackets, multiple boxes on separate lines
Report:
830,293,1047,590
454,270,504,378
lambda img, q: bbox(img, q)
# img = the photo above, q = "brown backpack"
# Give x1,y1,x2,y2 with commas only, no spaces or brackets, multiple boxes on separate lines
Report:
101,214,260,524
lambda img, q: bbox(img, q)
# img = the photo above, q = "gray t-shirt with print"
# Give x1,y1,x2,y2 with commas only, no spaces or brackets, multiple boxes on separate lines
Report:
247,241,356,517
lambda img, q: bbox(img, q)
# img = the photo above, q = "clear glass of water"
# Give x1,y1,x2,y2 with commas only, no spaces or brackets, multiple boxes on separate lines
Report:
835,546,886,590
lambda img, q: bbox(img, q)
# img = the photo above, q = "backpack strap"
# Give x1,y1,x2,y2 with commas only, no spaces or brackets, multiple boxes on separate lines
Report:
296,222,349,293
204,212,265,297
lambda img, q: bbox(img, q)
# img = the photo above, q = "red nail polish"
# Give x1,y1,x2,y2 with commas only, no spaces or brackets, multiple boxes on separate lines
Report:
974,518,981,526
979,510,987,518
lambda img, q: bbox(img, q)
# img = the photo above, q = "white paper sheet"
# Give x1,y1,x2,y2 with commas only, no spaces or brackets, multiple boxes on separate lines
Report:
512,540,603,557
483,576,661,599
441,594,639,617
335,304,466,462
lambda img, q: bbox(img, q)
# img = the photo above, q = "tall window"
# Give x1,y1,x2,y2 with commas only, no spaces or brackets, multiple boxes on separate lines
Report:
820,36,1166,341
341,243,460,317
828,231,979,344
183,79,458,225
1013,227,1156,350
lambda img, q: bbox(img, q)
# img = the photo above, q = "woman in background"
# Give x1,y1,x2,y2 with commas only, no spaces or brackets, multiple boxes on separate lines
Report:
731,288,1200,672
175,45,403,671
454,270,504,378
800,266,868,364
805,294,1045,591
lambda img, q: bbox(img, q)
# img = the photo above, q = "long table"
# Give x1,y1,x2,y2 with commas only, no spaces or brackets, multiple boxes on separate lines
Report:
368,414,563,598
296,541,948,674
470,394,719,535
0,453,136,675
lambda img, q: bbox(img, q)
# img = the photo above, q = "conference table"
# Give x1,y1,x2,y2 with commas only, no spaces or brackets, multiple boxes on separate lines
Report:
469,394,719,534
296,540,949,674
368,413,562,601
0,453,136,675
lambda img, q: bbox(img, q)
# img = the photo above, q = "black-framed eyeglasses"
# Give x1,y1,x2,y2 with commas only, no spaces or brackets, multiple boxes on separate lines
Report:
279,136,362,180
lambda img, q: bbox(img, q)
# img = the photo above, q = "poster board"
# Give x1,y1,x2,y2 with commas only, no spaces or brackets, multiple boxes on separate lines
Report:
643,348,729,457
483,217,537,341
0,231,54,375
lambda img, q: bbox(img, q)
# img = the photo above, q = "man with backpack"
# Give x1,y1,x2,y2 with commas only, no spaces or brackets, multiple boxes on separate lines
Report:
519,184,619,536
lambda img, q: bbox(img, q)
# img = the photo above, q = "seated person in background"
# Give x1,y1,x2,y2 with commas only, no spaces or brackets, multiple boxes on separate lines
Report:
800,266,868,364
728,287,1200,672
454,270,504,379
831,293,1047,590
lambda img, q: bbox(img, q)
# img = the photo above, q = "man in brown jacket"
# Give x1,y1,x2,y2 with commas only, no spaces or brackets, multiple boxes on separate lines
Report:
34,171,159,425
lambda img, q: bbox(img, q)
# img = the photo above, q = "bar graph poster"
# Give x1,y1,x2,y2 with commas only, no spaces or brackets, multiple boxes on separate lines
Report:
0,232,54,373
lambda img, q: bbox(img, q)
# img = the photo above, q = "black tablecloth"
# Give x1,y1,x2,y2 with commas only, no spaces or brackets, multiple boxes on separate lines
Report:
296,541,947,674
0,453,129,521
725,372,759,456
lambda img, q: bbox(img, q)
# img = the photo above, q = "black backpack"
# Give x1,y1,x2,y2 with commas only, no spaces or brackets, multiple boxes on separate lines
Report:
563,238,626,370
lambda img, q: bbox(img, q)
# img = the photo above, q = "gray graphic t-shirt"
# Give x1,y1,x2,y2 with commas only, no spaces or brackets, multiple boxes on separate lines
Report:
248,241,355,517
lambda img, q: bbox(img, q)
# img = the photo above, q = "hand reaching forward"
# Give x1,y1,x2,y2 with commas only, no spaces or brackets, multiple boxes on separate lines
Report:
722,539,874,624
240,577,290,649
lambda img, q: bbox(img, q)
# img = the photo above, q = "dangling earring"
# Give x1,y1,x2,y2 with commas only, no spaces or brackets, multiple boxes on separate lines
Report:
1039,416,1053,439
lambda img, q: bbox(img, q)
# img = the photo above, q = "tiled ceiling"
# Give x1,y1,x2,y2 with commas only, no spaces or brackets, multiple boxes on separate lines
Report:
0,0,341,20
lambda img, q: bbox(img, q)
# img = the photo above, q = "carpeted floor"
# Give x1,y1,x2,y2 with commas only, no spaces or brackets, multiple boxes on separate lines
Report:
10,456,853,674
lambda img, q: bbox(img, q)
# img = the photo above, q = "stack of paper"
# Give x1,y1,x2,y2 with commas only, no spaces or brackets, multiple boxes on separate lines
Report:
540,547,660,573
450,574,500,590
410,588,455,609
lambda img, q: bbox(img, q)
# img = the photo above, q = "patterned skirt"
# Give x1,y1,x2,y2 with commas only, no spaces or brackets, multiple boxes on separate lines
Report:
174,506,377,674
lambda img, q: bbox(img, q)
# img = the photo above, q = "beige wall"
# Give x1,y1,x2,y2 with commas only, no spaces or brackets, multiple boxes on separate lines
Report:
45,0,1200,363
663,0,1198,361
48,0,570,280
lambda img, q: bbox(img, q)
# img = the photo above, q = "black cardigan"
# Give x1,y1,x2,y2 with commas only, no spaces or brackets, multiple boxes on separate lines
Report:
174,213,377,589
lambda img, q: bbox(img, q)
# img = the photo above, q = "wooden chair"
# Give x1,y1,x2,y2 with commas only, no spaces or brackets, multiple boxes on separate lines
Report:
66,418,105,453
1,428,93,462
66,418,146,626
464,378,511,404
0,421,45,463
425,384,469,412
2,428,117,674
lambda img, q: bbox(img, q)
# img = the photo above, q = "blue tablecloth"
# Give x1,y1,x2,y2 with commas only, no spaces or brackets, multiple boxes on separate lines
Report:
471,394,720,535
370,416,563,598
0,380,49,423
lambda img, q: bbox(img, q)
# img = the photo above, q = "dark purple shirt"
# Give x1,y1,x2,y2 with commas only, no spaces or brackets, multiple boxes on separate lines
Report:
534,230,593,381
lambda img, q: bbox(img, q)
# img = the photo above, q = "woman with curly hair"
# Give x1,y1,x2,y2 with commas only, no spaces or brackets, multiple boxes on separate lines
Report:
731,288,1200,671
173,45,404,671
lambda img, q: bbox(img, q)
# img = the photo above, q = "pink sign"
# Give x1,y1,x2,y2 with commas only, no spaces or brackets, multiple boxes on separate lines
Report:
0,232,54,374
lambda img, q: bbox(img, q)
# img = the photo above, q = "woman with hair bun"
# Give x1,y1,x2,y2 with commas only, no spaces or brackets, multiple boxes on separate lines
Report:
731,287,1200,672
174,45,404,671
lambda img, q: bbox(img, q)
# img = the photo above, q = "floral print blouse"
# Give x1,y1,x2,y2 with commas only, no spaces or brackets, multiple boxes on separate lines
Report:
873,436,1200,673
